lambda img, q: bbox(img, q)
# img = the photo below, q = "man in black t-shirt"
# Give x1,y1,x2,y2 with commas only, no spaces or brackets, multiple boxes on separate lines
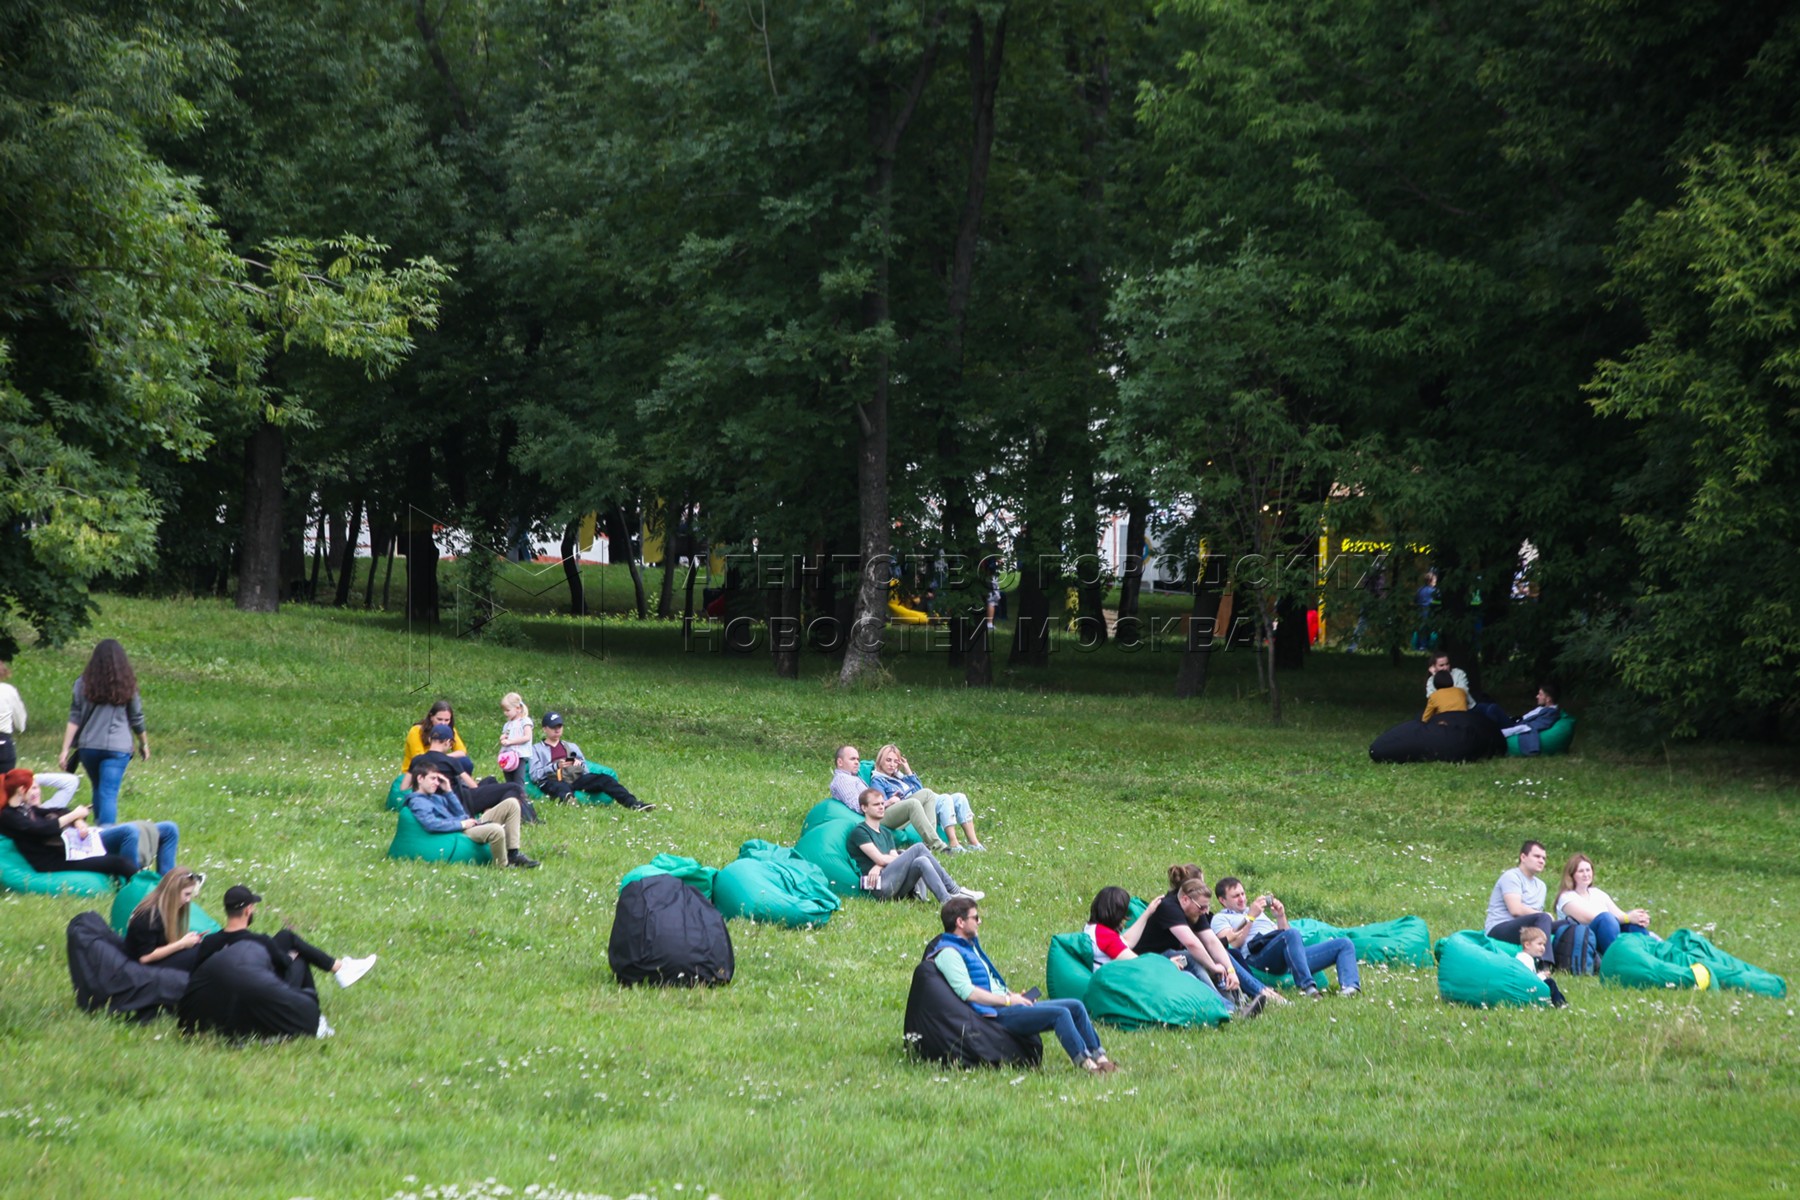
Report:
1131,878,1271,1015
193,884,376,1036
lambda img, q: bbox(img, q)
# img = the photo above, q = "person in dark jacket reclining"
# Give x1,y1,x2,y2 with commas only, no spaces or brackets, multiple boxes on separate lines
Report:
1500,685,1562,754
930,895,1117,1074
405,766,538,868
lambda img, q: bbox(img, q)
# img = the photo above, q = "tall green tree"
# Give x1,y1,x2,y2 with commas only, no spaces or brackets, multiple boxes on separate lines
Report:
0,0,443,651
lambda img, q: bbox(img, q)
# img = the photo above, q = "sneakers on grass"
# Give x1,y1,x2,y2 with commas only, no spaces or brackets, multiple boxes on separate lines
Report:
955,887,985,901
334,955,377,989
316,1015,336,1039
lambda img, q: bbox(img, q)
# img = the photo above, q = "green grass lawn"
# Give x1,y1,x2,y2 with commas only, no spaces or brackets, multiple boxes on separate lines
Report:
1,596,1795,1199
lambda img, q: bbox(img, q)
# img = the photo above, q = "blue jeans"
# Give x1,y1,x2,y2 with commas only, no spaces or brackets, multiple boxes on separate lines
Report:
79,748,133,825
1223,947,1266,997
97,821,179,873
994,998,1103,1065
1160,948,1244,1001
929,791,974,828
1590,911,1649,955
1247,929,1361,992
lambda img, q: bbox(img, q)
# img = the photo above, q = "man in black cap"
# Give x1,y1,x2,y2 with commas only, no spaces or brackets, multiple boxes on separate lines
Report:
527,712,653,810
193,884,377,1036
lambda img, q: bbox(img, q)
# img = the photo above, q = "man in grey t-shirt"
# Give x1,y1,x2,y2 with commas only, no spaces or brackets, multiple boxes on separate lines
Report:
1484,840,1554,967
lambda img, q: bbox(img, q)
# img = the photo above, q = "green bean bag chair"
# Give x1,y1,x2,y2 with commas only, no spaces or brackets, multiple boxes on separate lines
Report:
1083,953,1234,1030
1507,713,1577,756
619,854,718,903
1290,916,1433,969
794,820,870,898
1597,933,1699,990
386,775,409,811
386,805,493,865
108,872,222,936
0,837,119,897
1599,929,1786,995
801,799,859,836
522,764,616,804
711,855,840,928
1662,929,1787,998
1234,916,1426,988
1434,930,1552,1008
1046,932,1099,1003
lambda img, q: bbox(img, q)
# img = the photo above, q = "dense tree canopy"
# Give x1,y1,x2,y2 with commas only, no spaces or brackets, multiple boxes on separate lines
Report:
5,0,1796,737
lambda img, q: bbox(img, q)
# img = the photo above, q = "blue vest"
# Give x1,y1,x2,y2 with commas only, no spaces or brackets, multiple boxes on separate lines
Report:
932,933,1007,1016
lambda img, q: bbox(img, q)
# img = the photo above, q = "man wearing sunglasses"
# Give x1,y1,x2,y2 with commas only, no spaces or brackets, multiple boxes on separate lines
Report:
929,896,1117,1074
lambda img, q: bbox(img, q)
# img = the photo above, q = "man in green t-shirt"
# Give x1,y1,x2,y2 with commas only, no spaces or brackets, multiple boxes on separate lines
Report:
847,788,982,903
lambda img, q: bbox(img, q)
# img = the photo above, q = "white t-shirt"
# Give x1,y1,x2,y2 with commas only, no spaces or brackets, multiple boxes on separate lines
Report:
0,682,24,734
1555,885,1615,921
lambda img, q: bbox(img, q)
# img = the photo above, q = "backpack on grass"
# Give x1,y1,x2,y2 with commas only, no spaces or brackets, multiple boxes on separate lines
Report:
1552,918,1598,975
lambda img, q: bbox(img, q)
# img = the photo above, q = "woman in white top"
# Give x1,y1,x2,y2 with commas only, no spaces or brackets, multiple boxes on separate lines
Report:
0,660,25,773
1554,853,1651,955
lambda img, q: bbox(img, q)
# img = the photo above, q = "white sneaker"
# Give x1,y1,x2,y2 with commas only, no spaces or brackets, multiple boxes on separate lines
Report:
316,1015,336,1039
335,954,377,989
956,887,985,901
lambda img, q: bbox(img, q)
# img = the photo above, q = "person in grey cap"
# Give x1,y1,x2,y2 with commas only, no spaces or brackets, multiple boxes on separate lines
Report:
527,712,654,810
194,884,377,1036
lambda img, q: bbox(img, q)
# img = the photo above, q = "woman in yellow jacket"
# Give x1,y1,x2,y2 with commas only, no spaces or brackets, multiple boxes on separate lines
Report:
402,699,467,766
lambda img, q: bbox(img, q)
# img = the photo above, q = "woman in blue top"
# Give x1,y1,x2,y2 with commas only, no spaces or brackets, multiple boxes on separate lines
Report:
871,743,983,852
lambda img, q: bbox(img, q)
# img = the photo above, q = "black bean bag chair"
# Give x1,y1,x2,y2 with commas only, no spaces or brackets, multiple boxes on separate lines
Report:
903,940,1043,1069
1369,710,1507,763
176,940,321,1039
66,911,188,1022
609,874,734,988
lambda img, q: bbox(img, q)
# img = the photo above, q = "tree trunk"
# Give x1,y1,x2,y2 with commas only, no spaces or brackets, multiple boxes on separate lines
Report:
1009,545,1052,668
1263,606,1282,723
562,519,586,617
307,502,327,601
1174,580,1221,700
769,561,800,680
235,419,284,613
840,27,943,686
933,11,1005,681
363,514,384,609
403,529,438,622
657,499,686,620
335,497,362,607
1069,24,1110,650
326,504,347,584
1116,496,1148,647
962,617,992,687
382,527,397,610
681,560,698,643
1274,592,1309,669
604,505,648,618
